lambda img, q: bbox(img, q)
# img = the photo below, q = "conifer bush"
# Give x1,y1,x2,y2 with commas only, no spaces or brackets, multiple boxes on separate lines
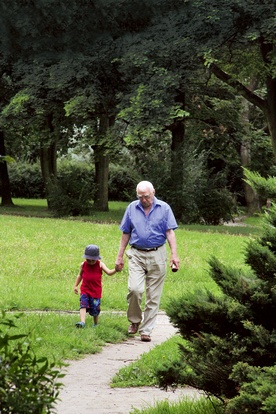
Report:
159,207,276,413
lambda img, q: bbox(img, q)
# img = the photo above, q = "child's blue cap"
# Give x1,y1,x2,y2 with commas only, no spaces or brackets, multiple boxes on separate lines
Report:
83,244,101,260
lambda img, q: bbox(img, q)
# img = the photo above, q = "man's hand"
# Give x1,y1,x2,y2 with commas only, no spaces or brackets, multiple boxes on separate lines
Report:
115,257,124,272
170,258,180,271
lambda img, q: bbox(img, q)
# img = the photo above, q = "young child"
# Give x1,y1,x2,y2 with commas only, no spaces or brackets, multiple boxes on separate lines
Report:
73,244,118,328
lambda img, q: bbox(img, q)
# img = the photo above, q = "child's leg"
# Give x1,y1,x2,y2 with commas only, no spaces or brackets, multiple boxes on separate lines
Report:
89,298,101,326
80,307,86,323
76,294,89,327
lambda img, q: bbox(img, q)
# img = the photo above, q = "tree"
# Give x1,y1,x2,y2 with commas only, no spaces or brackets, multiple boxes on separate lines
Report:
114,0,275,218
0,132,14,206
158,204,276,412
192,1,276,159
0,0,163,211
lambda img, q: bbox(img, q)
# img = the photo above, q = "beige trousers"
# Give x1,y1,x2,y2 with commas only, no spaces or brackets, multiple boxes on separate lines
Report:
126,244,167,335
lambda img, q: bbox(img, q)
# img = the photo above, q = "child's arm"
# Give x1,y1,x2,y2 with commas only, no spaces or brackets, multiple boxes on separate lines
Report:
100,261,118,276
73,263,83,294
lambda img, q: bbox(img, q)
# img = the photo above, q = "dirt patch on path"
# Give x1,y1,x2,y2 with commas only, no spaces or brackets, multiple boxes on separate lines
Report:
53,312,201,414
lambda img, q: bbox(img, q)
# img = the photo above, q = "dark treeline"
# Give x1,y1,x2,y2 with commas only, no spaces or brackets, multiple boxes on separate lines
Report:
0,0,275,222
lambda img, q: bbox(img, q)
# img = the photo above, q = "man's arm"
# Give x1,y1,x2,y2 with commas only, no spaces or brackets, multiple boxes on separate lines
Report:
115,232,130,271
166,229,180,270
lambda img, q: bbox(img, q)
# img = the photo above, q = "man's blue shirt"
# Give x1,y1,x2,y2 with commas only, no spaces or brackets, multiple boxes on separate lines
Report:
120,197,178,248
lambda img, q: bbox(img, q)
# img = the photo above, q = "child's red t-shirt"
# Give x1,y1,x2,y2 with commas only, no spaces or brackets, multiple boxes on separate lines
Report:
80,260,102,298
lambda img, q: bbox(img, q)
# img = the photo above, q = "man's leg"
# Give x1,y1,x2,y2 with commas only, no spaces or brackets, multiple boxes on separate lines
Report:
126,248,146,324
139,245,167,336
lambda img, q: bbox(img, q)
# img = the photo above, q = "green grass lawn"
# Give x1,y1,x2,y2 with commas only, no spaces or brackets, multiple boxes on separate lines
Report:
0,199,262,324
130,398,223,414
0,214,253,312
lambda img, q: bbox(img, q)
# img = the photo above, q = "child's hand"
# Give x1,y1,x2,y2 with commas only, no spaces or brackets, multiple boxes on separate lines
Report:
74,287,78,294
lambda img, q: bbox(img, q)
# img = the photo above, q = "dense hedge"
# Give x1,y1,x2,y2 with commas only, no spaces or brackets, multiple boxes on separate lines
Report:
4,160,235,223
5,161,140,202
8,162,46,199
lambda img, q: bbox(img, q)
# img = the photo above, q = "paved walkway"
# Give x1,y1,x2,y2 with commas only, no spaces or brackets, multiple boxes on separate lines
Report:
53,312,201,414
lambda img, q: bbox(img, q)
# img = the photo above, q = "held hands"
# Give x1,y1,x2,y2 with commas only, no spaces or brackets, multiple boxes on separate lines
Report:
115,257,124,272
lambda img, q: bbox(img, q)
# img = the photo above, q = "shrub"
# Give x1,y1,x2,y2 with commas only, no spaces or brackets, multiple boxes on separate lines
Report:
158,205,276,413
0,311,64,414
197,186,236,225
8,162,45,198
108,164,141,201
48,163,94,217
226,364,276,413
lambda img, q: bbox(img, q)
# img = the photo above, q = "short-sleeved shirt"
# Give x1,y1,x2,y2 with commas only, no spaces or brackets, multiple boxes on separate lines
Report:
120,196,178,249
80,260,102,298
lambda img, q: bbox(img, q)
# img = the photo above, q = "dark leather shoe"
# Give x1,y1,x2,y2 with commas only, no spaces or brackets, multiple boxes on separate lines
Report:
128,323,140,334
141,334,151,342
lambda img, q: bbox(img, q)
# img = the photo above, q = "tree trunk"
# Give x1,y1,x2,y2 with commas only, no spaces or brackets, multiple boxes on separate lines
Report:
240,94,260,214
39,114,58,208
260,39,276,160
93,115,114,212
264,76,276,160
169,119,185,220
240,141,260,214
0,130,14,207
40,142,57,208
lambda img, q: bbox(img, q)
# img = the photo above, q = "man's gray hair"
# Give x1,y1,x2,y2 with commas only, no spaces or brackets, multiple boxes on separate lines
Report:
136,181,154,192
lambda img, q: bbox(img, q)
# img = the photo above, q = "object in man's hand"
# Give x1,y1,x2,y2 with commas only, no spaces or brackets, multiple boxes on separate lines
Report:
171,264,178,272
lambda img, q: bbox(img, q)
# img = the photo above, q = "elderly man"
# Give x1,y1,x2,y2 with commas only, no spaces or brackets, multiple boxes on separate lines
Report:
115,181,179,342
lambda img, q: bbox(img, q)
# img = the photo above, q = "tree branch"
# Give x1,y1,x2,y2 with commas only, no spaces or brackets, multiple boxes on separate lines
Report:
210,63,267,112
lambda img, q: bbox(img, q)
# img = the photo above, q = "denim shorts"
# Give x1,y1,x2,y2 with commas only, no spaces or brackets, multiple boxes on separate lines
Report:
80,294,101,316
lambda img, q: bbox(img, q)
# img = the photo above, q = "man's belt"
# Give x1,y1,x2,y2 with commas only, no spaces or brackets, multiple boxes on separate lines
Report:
131,245,163,252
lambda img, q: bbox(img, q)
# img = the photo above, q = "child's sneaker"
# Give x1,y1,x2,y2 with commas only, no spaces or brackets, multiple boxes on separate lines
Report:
75,322,85,328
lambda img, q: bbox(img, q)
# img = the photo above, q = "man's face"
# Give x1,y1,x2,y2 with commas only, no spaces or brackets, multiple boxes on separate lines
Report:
136,188,155,208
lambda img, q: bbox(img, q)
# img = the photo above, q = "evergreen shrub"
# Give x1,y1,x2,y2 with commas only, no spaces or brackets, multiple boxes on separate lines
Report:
158,206,276,413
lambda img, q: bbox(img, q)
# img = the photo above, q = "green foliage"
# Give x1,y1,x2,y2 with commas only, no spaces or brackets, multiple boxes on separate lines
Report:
48,163,94,217
167,144,236,224
0,155,15,163
226,364,276,414
8,162,45,199
197,183,236,225
7,161,96,214
168,145,206,224
243,168,276,201
118,65,182,136
160,205,276,412
0,311,63,414
108,163,141,201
